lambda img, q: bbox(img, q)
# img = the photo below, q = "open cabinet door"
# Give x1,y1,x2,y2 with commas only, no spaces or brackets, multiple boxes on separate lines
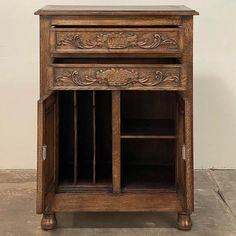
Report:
37,92,58,214
176,93,193,213
176,94,186,204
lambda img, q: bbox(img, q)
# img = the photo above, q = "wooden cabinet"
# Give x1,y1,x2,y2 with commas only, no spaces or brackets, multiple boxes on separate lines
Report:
35,5,198,231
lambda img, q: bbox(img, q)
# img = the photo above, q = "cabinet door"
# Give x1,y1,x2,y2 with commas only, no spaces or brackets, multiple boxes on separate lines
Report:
176,93,193,212
176,94,186,195
37,92,58,213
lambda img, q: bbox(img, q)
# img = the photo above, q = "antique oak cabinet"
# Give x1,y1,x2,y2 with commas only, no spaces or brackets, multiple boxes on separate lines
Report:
35,5,198,230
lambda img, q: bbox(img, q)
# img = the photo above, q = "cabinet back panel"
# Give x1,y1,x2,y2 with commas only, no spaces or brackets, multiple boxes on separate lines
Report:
121,91,176,120
121,139,176,191
58,91,74,184
95,91,112,183
122,139,175,166
76,91,94,183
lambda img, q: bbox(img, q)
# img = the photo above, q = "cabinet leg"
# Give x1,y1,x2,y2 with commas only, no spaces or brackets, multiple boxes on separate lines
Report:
177,212,192,230
41,212,57,230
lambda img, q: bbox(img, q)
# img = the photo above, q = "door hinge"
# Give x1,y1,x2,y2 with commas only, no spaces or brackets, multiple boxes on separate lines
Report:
182,144,186,160
42,145,47,161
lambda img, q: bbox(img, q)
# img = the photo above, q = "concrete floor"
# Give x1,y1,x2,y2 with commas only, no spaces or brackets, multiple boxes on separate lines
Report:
0,170,236,236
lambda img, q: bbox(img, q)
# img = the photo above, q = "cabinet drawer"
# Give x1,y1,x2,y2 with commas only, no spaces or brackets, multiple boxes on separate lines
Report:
50,28,183,56
48,63,185,90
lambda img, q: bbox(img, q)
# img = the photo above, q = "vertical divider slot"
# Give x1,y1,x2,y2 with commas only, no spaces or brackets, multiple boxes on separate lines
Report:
73,91,78,185
92,91,96,185
58,90,113,192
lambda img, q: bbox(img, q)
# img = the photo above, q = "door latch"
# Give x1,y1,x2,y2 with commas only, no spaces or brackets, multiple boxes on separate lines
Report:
182,144,186,160
42,145,47,161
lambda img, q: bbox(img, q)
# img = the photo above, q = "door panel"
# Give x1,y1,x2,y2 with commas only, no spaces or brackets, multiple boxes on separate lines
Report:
176,93,194,212
176,93,186,208
37,92,58,213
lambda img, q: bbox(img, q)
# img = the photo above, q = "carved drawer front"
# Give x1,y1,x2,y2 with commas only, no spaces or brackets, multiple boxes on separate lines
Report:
49,64,185,90
50,28,182,56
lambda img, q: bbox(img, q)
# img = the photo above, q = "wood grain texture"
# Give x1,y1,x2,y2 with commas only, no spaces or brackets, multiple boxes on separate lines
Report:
50,28,182,55
182,16,194,213
176,94,186,212
178,95,186,190
49,64,184,90
40,17,51,97
52,192,182,212
37,92,57,214
37,97,44,214
35,5,199,16
51,15,182,26
112,91,121,193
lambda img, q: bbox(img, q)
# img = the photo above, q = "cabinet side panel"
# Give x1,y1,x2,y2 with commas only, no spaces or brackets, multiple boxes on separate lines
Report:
40,16,51,96
181,16,194,213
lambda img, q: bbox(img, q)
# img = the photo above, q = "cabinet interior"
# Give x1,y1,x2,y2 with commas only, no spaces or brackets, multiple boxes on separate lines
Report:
121,91,176,192
58,91,112,191
57,90,177,192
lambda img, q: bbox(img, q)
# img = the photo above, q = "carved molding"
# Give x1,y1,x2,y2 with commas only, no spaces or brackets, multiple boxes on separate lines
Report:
55,68,180,87
56,32,178,50
55,71,97,86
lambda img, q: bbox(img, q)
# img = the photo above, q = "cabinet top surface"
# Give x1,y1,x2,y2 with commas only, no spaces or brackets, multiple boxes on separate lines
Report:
35,5,199,16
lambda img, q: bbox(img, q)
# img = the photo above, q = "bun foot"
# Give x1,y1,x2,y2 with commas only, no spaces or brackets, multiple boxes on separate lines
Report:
41,212,57,230
177,212,192,230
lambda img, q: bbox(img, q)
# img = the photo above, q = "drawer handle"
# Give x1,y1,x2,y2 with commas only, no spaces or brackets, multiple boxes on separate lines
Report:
55,69,179,87
42,145,47,161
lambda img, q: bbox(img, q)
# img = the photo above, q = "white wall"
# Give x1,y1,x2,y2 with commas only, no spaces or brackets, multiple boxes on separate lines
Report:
0,0,236,169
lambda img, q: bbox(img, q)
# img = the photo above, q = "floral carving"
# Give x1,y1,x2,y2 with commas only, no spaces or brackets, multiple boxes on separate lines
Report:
57,34,98,49
56,32,178,50
138,71,180,86
55,68,180,87
55,71,97,86
137,34,178,49
96,68,138,86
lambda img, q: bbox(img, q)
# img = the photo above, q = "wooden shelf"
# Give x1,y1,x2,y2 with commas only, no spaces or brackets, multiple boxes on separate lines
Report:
121,119,176,139
57,182,112,192
121,134,176,139
122,165,175,192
